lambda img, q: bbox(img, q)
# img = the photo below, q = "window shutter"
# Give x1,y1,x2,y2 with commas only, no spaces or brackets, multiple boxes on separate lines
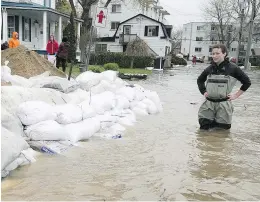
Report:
144,26,148,36
156,26,159,36
29,18,31,42
15,16,19,38
22,16,25,41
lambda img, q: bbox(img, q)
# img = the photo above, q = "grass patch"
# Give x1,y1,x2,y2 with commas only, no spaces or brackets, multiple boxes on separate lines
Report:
251,66,260,70
119,68,152,74
65,63,152,78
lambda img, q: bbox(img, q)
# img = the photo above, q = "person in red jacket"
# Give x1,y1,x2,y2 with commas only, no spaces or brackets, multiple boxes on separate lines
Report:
46,35,59,65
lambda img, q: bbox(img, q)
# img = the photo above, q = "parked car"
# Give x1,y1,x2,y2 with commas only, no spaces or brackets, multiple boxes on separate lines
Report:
196,56,205,63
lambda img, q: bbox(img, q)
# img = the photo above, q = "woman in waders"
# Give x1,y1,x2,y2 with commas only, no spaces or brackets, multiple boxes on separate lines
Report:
197,44,251,130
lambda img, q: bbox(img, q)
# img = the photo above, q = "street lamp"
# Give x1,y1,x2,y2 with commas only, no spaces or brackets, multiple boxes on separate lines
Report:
236,0,247,65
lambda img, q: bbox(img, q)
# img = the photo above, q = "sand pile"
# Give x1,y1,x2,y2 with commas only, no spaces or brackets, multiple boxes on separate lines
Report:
1,45,66,78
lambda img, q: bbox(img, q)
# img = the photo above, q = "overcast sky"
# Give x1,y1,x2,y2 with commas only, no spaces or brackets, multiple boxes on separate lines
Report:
160,0,207,28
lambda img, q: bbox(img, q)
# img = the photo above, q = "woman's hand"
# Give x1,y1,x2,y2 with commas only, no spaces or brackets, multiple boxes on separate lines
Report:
204,92,208,97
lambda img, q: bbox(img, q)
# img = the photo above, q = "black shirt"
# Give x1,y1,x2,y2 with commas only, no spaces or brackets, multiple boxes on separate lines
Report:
197,60,251,95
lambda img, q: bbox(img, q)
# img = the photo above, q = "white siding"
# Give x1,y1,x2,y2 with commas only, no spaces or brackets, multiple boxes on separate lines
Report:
115,17,171,56
91,0,169,38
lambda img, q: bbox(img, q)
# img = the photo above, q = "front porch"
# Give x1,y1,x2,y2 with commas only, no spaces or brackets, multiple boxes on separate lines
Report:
1,1,82,55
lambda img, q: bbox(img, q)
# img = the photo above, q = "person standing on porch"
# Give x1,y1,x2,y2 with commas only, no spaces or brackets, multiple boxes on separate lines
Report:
46,35,59,65
8,32,20,48
56,37,69,72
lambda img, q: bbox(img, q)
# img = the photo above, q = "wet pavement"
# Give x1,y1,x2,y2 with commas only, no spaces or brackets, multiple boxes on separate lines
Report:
2,64,260,201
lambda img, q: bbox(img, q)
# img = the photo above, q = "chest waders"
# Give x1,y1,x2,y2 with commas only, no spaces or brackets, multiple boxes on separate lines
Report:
198,73,237,129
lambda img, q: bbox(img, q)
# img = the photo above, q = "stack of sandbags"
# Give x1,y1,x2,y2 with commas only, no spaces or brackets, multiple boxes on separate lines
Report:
16,100,101,144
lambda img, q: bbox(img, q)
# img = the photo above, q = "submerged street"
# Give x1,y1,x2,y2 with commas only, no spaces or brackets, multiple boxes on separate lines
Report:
2,64,260,201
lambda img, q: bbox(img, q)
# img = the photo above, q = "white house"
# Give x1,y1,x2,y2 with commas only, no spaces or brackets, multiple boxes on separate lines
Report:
1,0,83,55
94,14,172,57
181,22,240,61
90,0,172,57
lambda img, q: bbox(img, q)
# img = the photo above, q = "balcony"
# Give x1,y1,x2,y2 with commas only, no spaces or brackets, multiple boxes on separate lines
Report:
119,34,137,45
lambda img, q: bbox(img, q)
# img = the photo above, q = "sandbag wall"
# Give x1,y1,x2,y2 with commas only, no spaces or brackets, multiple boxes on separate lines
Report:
1,62,163,177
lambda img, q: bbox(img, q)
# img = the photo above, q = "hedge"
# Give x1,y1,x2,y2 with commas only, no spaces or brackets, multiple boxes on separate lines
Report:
171,55,187,66
90,52,154,69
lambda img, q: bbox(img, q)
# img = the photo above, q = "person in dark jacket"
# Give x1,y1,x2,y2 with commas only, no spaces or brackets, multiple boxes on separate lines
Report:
197,44,251,130
1,41,9,50
56,37,69,72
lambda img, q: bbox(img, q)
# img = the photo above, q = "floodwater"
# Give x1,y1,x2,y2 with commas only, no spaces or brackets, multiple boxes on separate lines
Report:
2,64,260,201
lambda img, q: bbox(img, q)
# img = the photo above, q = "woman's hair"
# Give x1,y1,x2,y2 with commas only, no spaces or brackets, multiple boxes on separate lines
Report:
62,37,68,42
212,44,228,57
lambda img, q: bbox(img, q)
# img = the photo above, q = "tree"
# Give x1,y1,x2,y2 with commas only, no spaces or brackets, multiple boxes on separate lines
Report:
171,26,182,54
68,12,77,62
125,38,150,68
56,0,72,15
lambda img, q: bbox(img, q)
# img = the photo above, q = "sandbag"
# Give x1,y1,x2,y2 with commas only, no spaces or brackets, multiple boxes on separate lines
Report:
1,127,29,171
91,80,113,94
24,120,69,141
90,91,116,114
101,70,117,82
144,91,163,112
142,98,158,114
132,107,149,116
115,95,130,110
76,71,103,91
31,76,80,93
1,106,24,137
1,61,12,82
29,71,51,80
16,101,57,125
54,104,83,124
2,148,37,178
67,89,91,104
114,78,127,88
116,87,135,101
9,75,33,87
64,117,101,143
96,112,119,129
78,100,96,119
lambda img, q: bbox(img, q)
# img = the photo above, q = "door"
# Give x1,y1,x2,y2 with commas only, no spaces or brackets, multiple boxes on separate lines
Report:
123,25,131,35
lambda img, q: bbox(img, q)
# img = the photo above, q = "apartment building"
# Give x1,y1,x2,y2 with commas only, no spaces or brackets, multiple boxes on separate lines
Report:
181,22,240,61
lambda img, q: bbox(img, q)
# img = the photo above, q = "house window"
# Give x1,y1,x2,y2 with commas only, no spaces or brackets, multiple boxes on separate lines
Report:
196,37,203,41
23,17,31,42
112,4,121,13
209,47,212,52
211,26,216,31
44,0,51,7
8,16,15,38
197,26,202,30
111,22,120,30
195,47,202,52
232,48,237,51
144,26,159,37
95,44,107,53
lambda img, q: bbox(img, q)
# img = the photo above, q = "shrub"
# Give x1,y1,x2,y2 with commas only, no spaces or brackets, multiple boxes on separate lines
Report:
103,63,119,71
90,52,154,69
88,65,105,73
171,55,187,66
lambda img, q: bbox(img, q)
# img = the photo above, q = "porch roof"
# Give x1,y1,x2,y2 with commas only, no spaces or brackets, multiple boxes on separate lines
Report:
1,1,83,23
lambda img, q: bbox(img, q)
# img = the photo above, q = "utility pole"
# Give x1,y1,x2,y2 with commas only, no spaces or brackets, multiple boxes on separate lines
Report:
244,0,256,70
236,1,245,65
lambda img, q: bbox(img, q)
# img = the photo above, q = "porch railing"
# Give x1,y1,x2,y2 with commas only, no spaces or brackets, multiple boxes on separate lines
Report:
119,34,137,44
